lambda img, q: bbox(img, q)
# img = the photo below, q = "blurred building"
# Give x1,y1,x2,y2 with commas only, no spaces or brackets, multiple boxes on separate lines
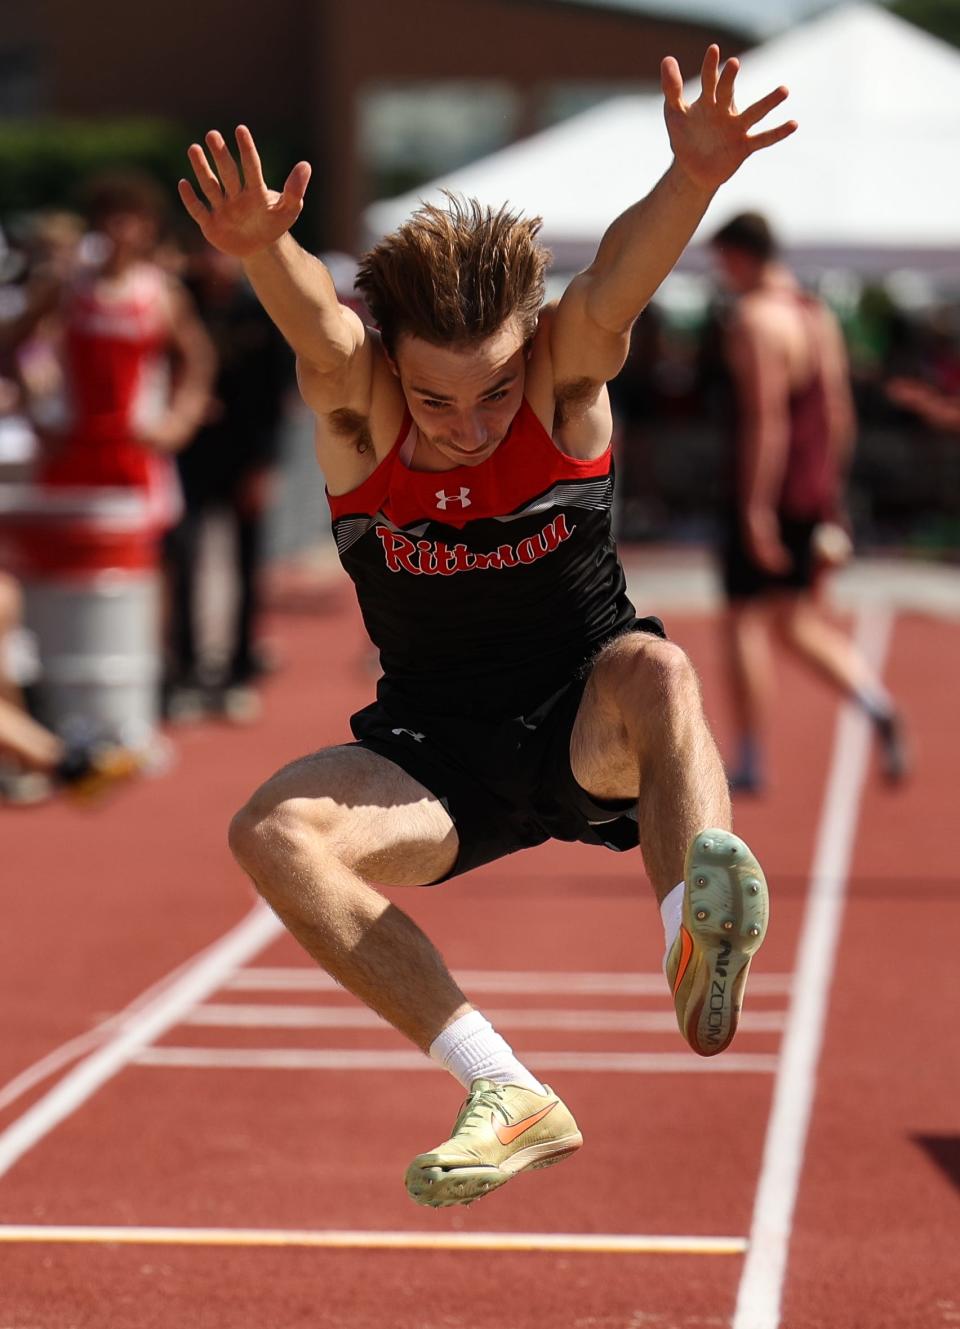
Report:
0,0,750,249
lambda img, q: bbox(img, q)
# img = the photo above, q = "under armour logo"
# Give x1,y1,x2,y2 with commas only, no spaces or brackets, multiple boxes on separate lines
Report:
391,727,425,742
435,487,471,511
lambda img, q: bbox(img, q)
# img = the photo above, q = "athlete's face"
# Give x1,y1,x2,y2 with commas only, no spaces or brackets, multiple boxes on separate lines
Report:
392,320,528,470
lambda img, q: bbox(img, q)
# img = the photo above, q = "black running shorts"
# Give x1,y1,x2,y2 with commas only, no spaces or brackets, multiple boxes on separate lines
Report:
721,514,819,602
349,616,666,882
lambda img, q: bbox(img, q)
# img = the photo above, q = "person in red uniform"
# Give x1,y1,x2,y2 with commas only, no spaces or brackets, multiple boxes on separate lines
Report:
708,212,907,792
179,48,791,1208
26,172,214,536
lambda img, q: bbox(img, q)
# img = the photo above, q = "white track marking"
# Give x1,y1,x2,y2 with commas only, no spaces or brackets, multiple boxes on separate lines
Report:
0,1224,748,1255
733,609,893,1329
226,968,792,996
135,1047,778,1073
185,1003,786,1032
0,946,235,1114
0,904,281,1180
0,1027,123,1116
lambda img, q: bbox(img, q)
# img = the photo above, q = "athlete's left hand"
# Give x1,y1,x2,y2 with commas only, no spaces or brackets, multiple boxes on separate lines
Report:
662,46,797,193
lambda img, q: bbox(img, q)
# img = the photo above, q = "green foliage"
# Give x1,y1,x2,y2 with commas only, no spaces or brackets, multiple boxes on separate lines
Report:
0,119,188,219
0,119,299,232
889,0,960,48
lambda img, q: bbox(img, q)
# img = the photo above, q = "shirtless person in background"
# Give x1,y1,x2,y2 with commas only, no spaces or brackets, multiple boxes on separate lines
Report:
710,212,907,792
180,48,792,1209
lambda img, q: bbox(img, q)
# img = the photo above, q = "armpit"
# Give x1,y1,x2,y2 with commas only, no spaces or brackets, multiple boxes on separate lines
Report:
554,376,603,426
327,407,373,455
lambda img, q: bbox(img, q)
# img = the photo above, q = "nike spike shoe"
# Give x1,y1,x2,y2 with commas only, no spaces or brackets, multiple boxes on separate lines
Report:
666,829,769,1057
405,1079,583,1208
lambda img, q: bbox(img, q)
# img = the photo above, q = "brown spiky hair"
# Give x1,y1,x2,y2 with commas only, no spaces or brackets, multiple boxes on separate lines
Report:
355,194,550,356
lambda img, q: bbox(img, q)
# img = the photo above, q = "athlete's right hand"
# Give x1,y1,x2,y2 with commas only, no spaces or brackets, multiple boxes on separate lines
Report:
178,126,311,259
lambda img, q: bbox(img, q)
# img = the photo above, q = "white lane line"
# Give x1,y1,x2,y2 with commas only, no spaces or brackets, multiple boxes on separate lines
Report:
185,1003,786,1032
226,968,793,996
0,1224,748,1255
733,609,893,1329
135,1047,778,1073
0,903,281,1180
0,944,246,1115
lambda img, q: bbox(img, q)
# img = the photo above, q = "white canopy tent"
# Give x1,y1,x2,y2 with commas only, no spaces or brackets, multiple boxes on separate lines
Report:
364,4,960,277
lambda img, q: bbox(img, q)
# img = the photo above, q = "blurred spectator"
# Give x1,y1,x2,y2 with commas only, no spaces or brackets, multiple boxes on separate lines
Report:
706,212,907,793
0,175,214,754
0,569,141,803
163,242,294,722
0,213,84,469
885,310,960,434
608,302,668,539
886,377,960,432
5,171,214,519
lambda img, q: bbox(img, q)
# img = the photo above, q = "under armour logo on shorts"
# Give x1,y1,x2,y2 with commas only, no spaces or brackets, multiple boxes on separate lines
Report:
435,487,471,510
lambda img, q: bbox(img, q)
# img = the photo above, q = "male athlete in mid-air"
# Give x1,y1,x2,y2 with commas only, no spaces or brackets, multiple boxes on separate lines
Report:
180,47,794,1208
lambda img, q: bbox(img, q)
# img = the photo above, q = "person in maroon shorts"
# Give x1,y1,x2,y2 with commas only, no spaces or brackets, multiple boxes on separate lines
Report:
709,212,907,792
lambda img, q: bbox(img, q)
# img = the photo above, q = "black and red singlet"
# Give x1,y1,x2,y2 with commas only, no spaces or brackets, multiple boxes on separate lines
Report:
326,397,637,720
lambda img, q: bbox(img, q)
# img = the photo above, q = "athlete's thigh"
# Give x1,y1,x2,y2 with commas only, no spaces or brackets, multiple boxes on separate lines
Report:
568,641,643,803
568,628,695,801
249,743,459,887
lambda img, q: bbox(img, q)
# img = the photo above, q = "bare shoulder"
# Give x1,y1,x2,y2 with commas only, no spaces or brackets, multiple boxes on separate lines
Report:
729,293,794,364
733,291,783,335
299,325,407,498
524,303,613,462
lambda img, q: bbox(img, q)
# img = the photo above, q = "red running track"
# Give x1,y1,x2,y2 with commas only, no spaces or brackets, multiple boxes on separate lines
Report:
0,585,957,1328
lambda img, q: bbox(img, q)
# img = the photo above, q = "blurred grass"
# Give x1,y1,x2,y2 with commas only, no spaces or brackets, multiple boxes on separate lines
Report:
0,118,296,224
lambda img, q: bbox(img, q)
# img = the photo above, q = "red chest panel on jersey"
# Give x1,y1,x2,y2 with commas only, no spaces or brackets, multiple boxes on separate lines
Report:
326,398,611,528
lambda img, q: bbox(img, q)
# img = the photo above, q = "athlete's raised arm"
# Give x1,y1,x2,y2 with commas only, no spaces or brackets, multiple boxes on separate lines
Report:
178,126,365,379
551,46,797,388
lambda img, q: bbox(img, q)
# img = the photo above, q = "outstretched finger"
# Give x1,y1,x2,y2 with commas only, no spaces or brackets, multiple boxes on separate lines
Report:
740,85,789,130
746,120,798,154
187,143,224,206
177,178,210,227
716,56,740,110
660,56,685,110
205,130,241,197
281,161,312,208
700,44,720,102
236,125,265,190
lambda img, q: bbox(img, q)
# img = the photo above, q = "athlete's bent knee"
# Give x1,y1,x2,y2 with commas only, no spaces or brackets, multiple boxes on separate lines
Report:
228,790,334,884
601,635,699,719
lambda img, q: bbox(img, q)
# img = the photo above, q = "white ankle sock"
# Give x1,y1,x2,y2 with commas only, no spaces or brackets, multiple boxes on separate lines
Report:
429,1010,546,1094
660,880,686,971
